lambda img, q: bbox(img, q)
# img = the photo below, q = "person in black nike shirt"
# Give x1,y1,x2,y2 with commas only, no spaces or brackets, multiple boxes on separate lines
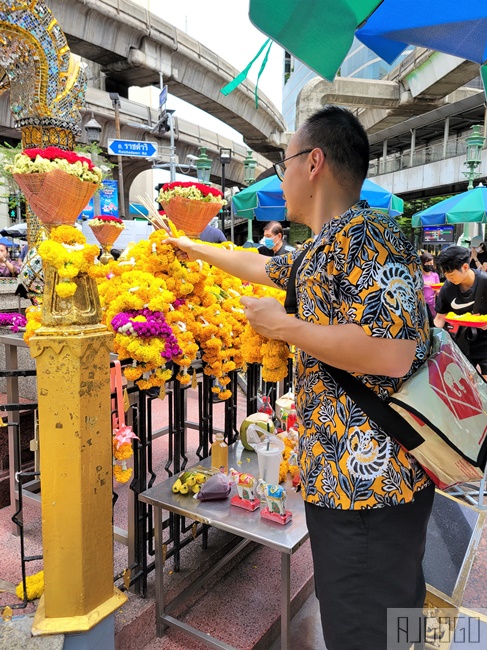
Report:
435,246,487,379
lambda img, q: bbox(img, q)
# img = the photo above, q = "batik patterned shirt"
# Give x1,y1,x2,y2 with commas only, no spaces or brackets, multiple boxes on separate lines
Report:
265,201,431,509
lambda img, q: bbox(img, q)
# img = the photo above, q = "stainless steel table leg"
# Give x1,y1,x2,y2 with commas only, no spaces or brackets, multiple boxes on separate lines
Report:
154,506,165,637
281,552,291,650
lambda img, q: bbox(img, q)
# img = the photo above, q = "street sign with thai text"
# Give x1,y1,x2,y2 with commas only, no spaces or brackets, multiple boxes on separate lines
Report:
159,85,168,109
107,139,158,158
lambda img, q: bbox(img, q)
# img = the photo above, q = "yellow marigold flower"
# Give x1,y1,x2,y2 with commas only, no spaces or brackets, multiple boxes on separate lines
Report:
113,441,133,460
217,389,232,400
55,281,77,298
123,366,144,381
15,570,44,601
113,464,133,483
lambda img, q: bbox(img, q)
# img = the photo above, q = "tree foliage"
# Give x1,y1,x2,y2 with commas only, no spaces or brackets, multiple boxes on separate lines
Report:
395,194,454,242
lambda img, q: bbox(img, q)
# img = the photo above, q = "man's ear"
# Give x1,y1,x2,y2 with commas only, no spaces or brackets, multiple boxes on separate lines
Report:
309,148,325,178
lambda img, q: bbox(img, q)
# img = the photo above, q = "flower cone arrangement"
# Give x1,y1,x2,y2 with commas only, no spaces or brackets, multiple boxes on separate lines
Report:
89,216,125,247
13,170,98,228
157,182,226,238
7,147,102,229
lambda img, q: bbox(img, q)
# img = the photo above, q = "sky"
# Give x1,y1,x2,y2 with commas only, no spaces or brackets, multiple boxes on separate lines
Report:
132,0,284,143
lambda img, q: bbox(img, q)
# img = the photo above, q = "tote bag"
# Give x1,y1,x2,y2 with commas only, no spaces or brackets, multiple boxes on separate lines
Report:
388,327,487,488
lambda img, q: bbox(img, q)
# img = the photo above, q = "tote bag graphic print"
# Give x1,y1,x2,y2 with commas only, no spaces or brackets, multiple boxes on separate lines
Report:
390,329,487,488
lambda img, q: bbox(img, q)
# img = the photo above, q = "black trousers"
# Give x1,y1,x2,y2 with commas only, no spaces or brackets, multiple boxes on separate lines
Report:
305,483,435,650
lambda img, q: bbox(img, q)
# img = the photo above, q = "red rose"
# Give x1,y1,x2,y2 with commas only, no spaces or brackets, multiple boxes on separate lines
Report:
92,215,123,223
22,146,96,168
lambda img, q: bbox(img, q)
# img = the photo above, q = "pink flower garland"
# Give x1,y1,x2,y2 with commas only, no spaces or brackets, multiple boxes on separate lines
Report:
111,308,183,360
0,313,27,332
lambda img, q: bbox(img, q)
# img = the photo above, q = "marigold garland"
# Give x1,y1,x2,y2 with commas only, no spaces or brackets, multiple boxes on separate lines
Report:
38,225,99,298
24,219,291,398
90,228,290,397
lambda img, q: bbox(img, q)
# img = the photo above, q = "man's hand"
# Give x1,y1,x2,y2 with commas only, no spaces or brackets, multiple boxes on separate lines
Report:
240,296,289,340
165,236,201,262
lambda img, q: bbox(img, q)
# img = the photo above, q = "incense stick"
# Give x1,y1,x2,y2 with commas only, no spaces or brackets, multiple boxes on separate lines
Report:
135,194,171,234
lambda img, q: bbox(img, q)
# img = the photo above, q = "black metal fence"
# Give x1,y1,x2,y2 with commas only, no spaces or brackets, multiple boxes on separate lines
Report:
116,359,289,596
1,339,292,604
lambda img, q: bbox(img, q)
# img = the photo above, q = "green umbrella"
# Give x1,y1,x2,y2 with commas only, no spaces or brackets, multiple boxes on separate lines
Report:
412,187,487,227
249,1,487,82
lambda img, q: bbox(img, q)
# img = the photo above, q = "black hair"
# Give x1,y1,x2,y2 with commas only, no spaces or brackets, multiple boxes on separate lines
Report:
299,105,369,188
436,246,470,273
420,252,434,265
264,221,283,236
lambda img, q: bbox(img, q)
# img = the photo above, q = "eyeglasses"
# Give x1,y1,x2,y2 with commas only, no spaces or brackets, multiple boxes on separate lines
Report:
273,149,313,181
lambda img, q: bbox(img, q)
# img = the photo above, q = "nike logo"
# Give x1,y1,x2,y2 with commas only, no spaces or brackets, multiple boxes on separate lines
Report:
451,298,475,310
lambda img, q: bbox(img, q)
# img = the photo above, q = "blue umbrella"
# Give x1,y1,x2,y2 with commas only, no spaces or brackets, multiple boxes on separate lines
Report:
361,178,404,217
0,237,18,247
249,1,487,83
232,175,287,221
232,175,404,221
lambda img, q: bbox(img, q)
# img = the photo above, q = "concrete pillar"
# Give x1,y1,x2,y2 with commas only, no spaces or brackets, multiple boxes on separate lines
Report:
382,139,388,174
443,117,450,159
410,129,416,167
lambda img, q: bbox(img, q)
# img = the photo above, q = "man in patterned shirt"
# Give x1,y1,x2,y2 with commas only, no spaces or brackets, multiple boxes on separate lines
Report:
167,106,434,650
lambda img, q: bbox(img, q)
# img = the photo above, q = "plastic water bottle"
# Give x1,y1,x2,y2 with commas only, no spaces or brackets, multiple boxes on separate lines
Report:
287,403,297,433
211,432,228,473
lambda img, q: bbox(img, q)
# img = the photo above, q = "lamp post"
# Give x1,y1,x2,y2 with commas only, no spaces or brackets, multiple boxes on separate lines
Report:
195,146,212,184
219,147,232,232
109,92,126,218
462,124,486,242
84,113,102,216
165,109,177,182
463,125,485,191
243,150,257,241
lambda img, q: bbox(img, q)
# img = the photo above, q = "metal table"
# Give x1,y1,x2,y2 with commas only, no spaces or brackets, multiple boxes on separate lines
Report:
139,442,309,650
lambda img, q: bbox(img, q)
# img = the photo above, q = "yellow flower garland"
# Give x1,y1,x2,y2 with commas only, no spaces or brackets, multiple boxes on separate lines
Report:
26,220,291,398
94,228,290,396
38,225,100,298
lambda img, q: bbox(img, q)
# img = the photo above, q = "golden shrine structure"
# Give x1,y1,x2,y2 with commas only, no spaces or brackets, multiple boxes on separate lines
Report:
0,0,127,641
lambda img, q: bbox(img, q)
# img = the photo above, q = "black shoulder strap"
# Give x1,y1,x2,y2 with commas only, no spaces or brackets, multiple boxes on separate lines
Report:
284,247,424,450
284,249,306,314
474,271,487,315
323,364,424,451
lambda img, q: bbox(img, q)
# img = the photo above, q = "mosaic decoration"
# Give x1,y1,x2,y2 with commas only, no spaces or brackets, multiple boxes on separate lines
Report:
0,0,88,247
0,0,87,150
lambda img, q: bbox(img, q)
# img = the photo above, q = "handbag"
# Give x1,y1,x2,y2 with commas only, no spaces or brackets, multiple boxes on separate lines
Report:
285,250,487,489
18,246,44,298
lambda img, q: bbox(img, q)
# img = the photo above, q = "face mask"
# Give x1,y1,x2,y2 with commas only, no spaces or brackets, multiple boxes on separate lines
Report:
264,237,276,249
476,246,483,253
423,264,434,271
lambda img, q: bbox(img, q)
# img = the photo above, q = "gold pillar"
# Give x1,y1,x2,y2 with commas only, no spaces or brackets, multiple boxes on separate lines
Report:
29,276,127,634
